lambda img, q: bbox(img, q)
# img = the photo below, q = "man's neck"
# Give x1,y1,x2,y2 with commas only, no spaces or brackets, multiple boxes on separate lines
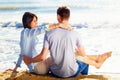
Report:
60,20,69,24
58,20,73,30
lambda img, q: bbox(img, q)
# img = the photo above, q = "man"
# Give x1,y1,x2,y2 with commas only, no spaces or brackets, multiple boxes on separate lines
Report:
23,6,112,78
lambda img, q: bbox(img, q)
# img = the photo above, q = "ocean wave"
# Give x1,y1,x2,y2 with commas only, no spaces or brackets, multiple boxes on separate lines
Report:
0,22,87,28
1,22,23,28
1,21,120,29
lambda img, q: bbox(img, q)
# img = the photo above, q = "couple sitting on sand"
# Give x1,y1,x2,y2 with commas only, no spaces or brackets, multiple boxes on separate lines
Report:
12,6,112,78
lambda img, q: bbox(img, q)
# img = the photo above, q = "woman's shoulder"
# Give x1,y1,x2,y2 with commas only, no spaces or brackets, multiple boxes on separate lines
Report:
21,28,30,33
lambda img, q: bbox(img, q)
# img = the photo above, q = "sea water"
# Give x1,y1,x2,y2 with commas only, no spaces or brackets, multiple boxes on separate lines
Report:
0,0,120,78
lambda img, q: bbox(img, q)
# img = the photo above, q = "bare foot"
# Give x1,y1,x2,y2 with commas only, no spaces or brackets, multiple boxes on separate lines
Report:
95,51,112,69
97,51,112,62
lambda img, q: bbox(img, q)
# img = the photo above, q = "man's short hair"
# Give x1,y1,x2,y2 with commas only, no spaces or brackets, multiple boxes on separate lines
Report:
57,6,70,19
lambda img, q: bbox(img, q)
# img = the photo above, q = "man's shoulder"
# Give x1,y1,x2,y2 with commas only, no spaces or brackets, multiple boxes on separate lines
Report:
46,28,60,33
70,29,81,37
45,28,56,35
70,29,79,33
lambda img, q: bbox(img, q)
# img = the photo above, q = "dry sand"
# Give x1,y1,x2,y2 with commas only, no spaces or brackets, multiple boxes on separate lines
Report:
0,70,119,80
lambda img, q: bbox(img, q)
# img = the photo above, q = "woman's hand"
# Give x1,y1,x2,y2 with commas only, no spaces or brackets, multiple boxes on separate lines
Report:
48,23,73,30
59,23,73,30
23,55,32,65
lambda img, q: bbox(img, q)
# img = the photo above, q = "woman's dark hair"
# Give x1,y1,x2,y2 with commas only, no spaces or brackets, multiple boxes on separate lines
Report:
57,6,70,20
22,12,38,29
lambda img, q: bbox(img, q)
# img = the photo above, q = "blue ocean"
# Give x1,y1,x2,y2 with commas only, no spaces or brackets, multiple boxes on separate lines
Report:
0,0,120,78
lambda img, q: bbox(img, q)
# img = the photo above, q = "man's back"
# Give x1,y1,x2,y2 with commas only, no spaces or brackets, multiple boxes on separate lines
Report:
44,28,82,77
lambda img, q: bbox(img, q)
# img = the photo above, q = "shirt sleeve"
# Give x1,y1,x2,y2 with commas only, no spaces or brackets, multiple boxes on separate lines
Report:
76,33,83,48
15,54,23,67
29,24,49,36
43,32,49,48
15,32,24,67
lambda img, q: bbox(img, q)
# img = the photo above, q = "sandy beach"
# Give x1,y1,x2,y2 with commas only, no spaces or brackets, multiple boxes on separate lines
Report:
0,70,119,80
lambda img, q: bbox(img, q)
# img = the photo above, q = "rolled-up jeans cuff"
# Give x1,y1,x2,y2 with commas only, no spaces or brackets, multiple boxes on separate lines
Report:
27,64,33,72
14,62,21,67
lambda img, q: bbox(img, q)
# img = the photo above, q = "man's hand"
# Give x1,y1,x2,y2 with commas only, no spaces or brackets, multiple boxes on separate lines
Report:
23,55,32,65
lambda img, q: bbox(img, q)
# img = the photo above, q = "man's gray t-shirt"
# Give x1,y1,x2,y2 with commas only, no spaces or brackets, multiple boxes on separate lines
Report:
43,28,82,78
